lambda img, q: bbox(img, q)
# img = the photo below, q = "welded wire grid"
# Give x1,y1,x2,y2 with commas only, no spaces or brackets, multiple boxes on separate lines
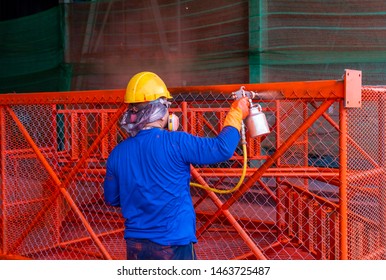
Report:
347,87,386,260
0,87,385,260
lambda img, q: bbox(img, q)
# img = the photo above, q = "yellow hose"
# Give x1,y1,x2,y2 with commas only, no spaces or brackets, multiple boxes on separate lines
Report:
190,122,248,194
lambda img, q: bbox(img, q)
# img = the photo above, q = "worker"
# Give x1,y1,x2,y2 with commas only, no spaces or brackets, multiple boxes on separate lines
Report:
103,71,249,260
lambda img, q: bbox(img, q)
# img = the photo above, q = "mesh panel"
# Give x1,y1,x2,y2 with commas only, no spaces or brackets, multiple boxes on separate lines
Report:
347,87,386,260
0,84,385,260
0,100,125,260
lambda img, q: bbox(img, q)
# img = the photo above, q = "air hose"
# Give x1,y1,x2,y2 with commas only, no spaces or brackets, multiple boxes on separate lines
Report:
190,122,248,194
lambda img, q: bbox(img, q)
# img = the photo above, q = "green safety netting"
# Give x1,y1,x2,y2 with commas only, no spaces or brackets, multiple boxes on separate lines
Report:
63,0,386,89
0,6,72,94
2,0,386,94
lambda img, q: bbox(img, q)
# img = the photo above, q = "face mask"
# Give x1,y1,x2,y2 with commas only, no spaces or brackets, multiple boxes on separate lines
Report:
167,113,179,131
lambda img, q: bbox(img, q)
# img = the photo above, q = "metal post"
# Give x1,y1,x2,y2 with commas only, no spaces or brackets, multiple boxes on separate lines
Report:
0,106,5,255
182,101,188,132
378,93,386,258
339,100,348,259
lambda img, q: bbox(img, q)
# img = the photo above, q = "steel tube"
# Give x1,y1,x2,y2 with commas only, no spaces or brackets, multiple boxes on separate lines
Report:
339,100,348,259
0,106,6,254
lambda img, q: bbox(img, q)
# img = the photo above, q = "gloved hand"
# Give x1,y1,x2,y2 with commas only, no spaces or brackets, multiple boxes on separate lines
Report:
223,97,250,132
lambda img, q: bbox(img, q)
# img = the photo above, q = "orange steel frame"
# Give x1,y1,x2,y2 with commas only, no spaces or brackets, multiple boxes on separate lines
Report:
0,69,362,260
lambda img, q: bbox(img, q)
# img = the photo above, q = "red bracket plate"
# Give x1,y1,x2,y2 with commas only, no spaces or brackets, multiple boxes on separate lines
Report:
344,69,362,108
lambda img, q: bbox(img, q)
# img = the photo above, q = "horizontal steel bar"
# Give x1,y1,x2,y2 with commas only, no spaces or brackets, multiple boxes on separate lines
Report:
0,79,345,105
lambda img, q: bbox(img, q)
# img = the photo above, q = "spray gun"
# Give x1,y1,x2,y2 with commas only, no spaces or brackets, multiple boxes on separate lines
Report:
232,86,270,138
190,86,271,194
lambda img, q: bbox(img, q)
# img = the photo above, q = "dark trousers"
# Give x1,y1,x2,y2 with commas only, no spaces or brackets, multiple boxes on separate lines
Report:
125,238,197,260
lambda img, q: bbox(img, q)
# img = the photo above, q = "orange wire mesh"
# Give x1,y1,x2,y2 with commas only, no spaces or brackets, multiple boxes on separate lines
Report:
0,83,385,260
347,87,386,260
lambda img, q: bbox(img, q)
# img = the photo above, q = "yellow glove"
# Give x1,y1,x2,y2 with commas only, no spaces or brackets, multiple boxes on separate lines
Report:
223,97,250,132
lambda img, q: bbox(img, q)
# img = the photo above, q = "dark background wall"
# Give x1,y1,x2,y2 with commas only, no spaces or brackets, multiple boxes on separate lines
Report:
0,0,58,21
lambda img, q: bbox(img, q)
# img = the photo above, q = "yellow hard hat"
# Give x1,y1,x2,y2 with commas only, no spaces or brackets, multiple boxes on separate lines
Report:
124,71,172,103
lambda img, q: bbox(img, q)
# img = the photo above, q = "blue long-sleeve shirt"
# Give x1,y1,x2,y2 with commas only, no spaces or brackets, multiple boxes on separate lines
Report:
103,126,240,245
